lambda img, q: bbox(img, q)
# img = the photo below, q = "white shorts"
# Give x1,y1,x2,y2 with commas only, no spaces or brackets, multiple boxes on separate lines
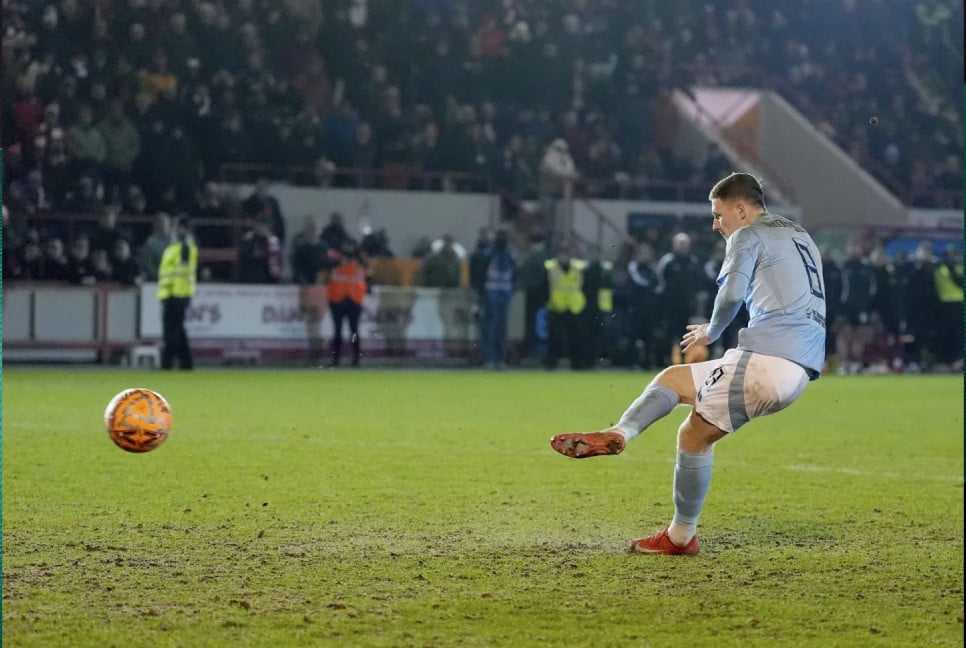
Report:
689,349,809,433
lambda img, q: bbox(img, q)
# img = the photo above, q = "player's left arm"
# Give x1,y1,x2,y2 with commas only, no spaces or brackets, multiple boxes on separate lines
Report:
682,229,757,352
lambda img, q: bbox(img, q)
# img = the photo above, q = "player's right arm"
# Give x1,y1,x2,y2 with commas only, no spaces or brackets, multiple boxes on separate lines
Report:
705,228,758,342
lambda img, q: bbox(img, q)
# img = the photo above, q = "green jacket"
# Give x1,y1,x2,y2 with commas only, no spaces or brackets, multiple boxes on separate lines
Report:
98,117,141,171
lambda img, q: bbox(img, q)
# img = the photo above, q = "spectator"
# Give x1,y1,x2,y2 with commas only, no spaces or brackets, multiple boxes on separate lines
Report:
821,247,844,370
121,184,153,242
42,237,70,281
138,213,173,281
837,241,878,374
518,234,551,360
66,235,97,285
468,227,493,297
2,206,22,279
321,212,349,250
239,217,282,283
19,239,46,280
429,236,468,260
655,232,704,365
112,239,144,285
481,229,517,368
192,182,232,248
215,109,255,168
327,238,368,368
97,100,141,202
65,104,105,178
89,204,131,255
242,178,286,243
627,243,660,369
582,250,616,367
539,137,578,197
933,246,963,370
42,127,72,208
361,227,394,258
164,13,199,75
291,216,333,285
417,233,462,288
23,169,53,215
90,247,113,282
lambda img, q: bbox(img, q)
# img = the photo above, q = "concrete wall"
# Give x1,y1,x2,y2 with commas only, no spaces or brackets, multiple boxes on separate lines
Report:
757,92,906,228
227,184,499,260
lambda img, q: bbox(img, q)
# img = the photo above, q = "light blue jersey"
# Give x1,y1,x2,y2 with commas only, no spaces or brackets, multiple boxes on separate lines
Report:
707,213,826,379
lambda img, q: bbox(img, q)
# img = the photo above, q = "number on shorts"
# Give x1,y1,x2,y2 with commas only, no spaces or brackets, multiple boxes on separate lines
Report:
793,238,825,300
703,367,725,388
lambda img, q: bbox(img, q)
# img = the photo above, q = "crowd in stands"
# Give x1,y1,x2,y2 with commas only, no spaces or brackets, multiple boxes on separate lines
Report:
3,0,961,224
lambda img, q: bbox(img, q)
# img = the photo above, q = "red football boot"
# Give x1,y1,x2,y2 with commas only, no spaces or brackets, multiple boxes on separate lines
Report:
550,431,625,459
629,527,701,555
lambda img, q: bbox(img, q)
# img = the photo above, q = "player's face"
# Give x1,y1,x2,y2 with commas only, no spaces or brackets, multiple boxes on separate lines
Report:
710,198,744,239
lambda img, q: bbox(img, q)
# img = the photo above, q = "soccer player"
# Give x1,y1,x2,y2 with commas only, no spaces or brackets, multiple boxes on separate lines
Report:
551,173,826,555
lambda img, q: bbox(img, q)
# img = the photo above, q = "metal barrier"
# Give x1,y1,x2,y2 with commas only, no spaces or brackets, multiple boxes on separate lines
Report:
2,282,139,362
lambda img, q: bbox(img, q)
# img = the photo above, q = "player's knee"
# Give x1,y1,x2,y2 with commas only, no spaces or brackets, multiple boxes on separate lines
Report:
677,412,726,453
654,365,695,404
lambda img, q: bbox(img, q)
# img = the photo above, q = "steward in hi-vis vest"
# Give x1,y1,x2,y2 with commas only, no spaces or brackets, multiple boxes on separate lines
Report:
157,216,198,370
541,246,590,370
327,238,368,367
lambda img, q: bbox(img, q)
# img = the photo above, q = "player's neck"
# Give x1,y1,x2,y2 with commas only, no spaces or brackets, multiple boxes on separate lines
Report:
745,208,767,224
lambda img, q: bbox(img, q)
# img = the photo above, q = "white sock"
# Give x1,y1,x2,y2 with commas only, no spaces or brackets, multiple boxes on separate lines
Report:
667,520,696,547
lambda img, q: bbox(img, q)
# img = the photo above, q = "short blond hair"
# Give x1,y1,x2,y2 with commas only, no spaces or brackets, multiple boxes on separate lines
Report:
709,172,765,208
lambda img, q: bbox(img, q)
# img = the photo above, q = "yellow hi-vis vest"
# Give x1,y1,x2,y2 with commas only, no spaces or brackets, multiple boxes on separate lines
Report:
157,240,198,300
598,261,614,312
934,263,964,303
545,258,587,314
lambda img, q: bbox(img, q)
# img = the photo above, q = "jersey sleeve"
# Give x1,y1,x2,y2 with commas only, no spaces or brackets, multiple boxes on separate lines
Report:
706,228,760,342
717,227,759,285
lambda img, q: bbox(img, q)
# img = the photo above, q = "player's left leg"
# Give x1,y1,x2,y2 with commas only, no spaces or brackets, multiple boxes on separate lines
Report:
629,410,725,555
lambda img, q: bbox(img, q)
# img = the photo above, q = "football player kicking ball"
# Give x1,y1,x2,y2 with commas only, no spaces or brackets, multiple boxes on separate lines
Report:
551,173,826,555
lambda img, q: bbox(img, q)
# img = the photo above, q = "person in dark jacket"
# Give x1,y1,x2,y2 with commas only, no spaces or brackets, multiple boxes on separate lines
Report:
837,241,877,374
481,229,517,368
628,243,660,369
655,233,705,365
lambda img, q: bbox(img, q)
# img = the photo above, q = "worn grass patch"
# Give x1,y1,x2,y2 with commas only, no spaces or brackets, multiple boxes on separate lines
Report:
2,369,963,647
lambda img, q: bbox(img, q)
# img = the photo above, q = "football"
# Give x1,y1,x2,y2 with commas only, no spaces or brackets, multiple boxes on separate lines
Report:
104,388,172,453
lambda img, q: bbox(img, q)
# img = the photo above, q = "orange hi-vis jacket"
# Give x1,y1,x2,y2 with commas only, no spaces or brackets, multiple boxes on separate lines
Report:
327,260,367,304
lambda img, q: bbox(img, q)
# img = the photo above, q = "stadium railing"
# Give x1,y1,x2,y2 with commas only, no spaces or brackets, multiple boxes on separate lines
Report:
219,163,495,193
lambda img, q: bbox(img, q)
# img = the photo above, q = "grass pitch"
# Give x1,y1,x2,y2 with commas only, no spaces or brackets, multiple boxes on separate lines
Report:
1,368,963,647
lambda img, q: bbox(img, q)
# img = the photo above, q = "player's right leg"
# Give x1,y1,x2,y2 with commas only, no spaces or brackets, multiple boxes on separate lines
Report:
549,363,697,458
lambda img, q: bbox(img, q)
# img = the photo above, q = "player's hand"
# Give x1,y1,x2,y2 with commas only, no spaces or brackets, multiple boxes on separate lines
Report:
681,323,711,353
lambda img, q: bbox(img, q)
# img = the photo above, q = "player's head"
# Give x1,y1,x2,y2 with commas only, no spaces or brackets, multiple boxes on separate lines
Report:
708,172,766,239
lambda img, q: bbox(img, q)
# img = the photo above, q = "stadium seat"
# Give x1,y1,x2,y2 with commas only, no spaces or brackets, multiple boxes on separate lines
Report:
127,343,162,369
